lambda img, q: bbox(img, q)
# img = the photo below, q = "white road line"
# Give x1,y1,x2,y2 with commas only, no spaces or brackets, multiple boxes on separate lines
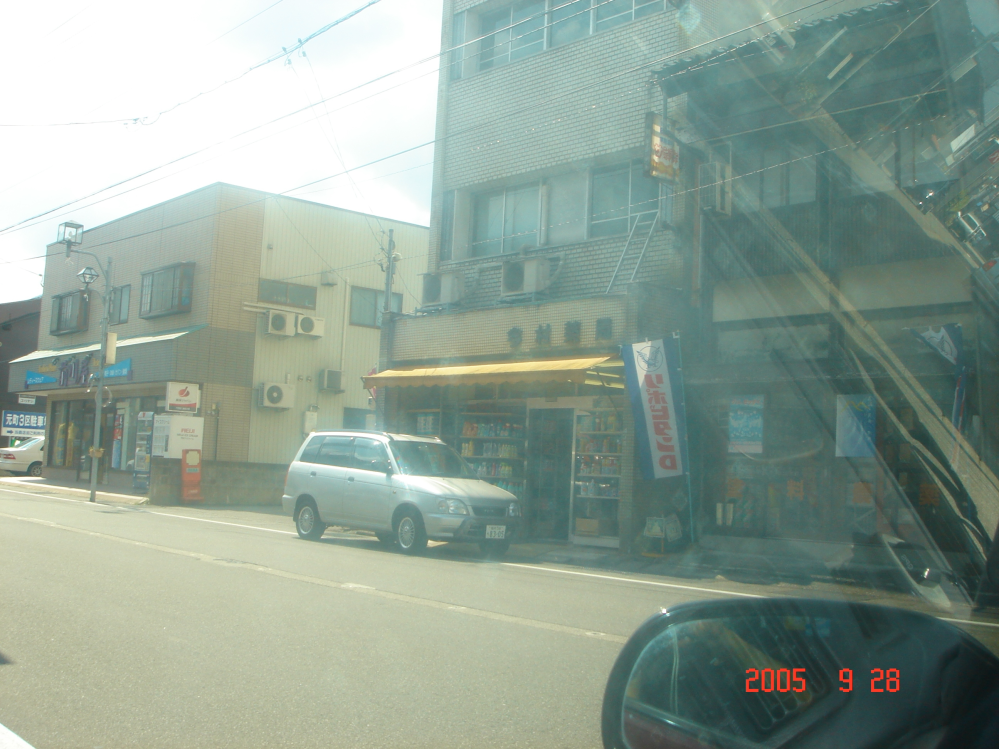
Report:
503,562,763,599
0,511,627,645
0,722,36,749
0,485,294,535
143,510,296,535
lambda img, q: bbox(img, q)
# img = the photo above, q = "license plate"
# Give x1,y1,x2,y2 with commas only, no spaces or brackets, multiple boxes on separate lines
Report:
485,525,506,539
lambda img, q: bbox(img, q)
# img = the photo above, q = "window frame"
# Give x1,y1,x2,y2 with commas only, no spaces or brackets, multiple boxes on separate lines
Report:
139,262,195,319
349,287,403,328
258,279,318,310
470,182,542,257
109,284,130,325
590,162,662,238
50,290,89,335
463,0,666,76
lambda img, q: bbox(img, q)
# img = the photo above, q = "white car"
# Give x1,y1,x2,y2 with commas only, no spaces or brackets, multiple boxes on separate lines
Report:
0,437,46,477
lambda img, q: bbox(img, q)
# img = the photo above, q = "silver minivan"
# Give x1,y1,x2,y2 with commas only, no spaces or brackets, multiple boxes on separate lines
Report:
282,431,522,555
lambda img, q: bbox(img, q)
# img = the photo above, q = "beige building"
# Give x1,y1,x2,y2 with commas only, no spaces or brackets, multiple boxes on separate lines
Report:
8,183,426,490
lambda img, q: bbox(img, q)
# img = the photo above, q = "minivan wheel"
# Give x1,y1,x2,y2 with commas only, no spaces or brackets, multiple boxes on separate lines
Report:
395,509,427,554
27,462,43,477
479,540,511,558
296,500,325,541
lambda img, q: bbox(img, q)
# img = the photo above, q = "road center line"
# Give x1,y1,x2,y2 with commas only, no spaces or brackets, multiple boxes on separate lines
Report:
502,562,763,599
0,510,627,645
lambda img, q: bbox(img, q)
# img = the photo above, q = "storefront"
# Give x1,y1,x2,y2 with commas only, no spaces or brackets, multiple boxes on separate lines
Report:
368,357,635,548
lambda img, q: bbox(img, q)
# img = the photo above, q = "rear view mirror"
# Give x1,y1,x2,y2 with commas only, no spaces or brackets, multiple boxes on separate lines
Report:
601,598,999,749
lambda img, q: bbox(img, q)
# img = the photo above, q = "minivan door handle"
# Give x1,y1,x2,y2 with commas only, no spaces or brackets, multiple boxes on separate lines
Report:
309,471,317,477
346,476,355,482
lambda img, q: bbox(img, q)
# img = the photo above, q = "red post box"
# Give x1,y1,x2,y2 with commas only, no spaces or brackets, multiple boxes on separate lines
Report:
181,448,204,502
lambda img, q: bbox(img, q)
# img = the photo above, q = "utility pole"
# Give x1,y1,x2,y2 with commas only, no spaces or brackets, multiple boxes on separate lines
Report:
382,228,396,320
88,258,112,504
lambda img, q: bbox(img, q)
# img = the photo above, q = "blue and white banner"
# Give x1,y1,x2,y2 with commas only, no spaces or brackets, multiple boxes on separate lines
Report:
103,358,131,379
1,410,46,438
835,395,876,458
908,323,968,428
622,337,689,480
25,371,57,386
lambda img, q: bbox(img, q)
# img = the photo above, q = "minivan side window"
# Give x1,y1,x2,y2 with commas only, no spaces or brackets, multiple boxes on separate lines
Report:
316,436,353,467
299,436,324,463
352,438,390,472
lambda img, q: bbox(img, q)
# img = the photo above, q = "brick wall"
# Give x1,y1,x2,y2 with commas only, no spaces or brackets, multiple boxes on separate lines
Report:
149,457,285,506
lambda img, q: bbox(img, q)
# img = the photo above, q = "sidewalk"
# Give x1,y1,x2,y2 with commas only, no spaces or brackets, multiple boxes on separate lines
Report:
0,474,149,505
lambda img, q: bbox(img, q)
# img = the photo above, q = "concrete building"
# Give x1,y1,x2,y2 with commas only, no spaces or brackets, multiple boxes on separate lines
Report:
8,183,426,498
369,0,999,595
0,297,45,449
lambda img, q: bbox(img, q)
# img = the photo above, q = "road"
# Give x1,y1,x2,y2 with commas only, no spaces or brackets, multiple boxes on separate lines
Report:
3,485,999,749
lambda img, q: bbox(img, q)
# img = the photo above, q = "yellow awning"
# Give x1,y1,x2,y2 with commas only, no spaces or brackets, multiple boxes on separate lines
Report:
363,356,622,388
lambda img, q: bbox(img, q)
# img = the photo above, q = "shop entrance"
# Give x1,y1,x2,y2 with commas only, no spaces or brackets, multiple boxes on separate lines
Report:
526,408,574,540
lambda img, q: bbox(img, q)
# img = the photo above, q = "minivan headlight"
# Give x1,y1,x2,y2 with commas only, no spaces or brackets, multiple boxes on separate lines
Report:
507,502,521,517
438,498,468,515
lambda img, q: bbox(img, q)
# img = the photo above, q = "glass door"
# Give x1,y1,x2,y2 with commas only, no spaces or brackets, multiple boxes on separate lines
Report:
571,407,623,547
525,408,574,539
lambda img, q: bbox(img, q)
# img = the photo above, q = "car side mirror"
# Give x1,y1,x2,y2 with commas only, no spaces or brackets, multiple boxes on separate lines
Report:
601,598,999,749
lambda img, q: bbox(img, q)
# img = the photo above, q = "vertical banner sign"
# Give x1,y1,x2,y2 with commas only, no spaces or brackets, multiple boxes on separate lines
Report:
728,396,764,454
646,112,680,182
836,395,876,457
622,338,689,479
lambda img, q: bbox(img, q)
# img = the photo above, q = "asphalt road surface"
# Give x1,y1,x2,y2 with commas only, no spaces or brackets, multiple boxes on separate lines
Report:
3,485,999,749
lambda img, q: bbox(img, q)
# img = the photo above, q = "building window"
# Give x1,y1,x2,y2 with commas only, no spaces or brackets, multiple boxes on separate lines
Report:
139,263,194,319
109,285,130,325
594,0,662,32
350,287,402,327
595,317,613,340
462,0,665,76
50,291,89,335
343,407,373,429
479,0,546,71
472,184,540,256
258,279,317,309
734,143,818,211
590,164,660,237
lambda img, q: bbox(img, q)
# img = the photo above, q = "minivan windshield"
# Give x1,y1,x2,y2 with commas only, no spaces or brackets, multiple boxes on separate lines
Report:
390,441,475,479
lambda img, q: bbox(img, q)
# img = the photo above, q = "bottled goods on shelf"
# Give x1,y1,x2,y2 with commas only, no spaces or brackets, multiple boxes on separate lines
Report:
461,441,519,458
414,413,438,435
461,419,524,438
576,455,620,476
574,479,619,498
576,435,621,453
576,411,621,433
475,461,517,479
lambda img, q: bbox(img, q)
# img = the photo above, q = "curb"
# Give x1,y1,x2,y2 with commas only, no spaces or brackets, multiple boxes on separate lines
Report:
0,477,149,506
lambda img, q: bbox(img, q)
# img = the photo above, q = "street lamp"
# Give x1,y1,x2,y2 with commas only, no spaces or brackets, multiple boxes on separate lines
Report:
58,222,84,255
57,223,115,503
77,266,99,286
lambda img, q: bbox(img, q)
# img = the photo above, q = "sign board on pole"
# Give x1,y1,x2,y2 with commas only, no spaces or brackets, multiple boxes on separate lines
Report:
152,414,205,459
166,382,201,413
1,410,46,438
622,338,689,479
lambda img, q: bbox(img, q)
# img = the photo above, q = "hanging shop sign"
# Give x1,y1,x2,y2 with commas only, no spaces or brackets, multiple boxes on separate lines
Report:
835,395,876,458
646,112,680,182
1,410,46,438
166,382,201,413
728,396,764,454
622,337,688,479
102,358,132,379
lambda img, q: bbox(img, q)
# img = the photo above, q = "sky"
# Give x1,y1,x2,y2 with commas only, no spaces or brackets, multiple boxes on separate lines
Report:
0,0,443,304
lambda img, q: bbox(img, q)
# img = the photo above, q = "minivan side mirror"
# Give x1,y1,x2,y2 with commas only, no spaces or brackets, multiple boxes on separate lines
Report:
601,598,999,749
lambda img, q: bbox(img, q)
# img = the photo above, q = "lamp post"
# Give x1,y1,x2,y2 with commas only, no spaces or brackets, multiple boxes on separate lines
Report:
58,222,113,503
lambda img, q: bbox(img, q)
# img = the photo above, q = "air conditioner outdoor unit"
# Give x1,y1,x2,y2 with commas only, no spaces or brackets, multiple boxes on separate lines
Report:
699,162,733,216
318,369,343,392
259,382,295,409
422,271,464,306
296,315,325,337
266,310,295,337
501,258,550,296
